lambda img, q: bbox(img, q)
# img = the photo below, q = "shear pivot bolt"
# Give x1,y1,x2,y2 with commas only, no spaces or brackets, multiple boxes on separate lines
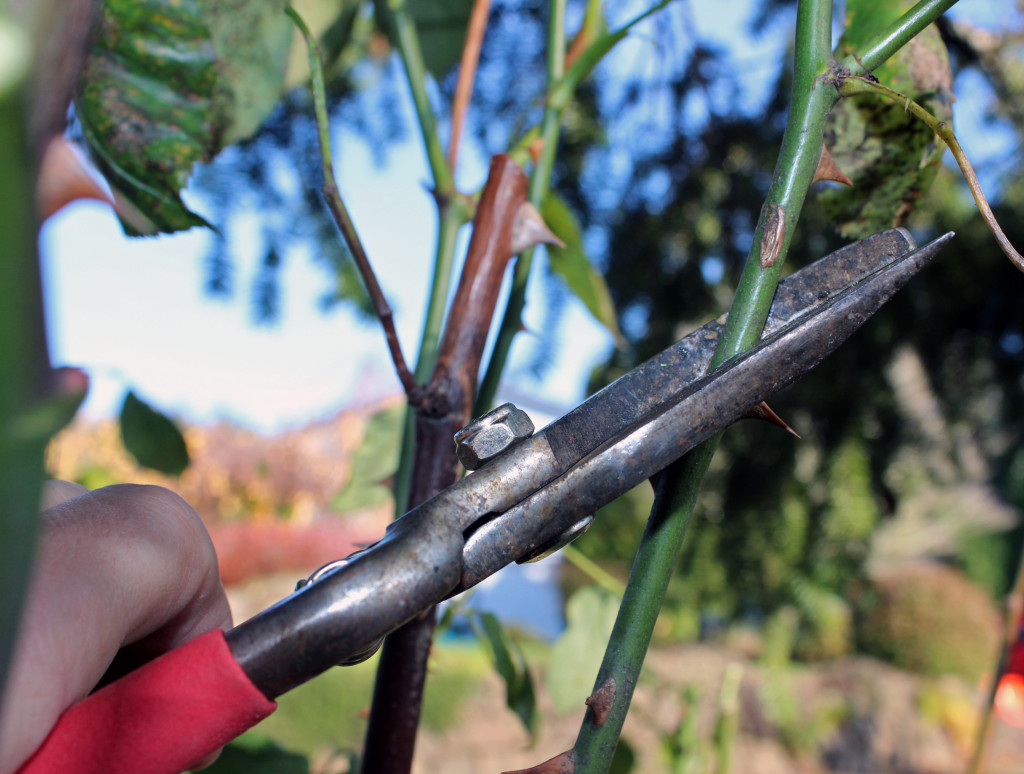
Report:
454,402,535,470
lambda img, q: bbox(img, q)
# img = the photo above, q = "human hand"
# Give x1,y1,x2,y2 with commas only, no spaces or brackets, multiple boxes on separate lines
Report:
0,482,231,774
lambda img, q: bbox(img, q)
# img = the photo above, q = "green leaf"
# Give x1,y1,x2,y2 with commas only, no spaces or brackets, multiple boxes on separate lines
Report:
546,586,620,714
788,575,853,661
119,390,190,476
77,0,216,234
471,612,537,737
77,0,291,236
661,685,702,772
331,403,404,512
542,194,625,347
822,0,954,238
203,0,293,145
190,732,309,773
405,0,473,78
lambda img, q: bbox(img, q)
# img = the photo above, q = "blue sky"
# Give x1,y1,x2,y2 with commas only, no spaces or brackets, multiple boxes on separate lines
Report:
41,105,619,432
40,0,1017,434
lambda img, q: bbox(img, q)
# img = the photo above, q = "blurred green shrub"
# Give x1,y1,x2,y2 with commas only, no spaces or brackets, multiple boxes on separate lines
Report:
789,576,853,661
856,562,1000,681
331,403,404,513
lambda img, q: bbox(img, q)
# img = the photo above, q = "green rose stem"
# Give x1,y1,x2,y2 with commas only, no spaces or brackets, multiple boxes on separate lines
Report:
0,22,45,710
567,0,962,770
0,11,87,708
287,7,421,400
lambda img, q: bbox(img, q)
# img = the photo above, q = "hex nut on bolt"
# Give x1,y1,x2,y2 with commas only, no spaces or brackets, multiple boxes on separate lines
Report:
454,403,535,470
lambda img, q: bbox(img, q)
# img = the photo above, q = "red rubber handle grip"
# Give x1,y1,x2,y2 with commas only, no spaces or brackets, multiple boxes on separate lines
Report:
16,629,276,774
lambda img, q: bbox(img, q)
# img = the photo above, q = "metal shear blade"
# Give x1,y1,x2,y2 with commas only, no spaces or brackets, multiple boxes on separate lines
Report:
460,229,953,588
226,228,952,699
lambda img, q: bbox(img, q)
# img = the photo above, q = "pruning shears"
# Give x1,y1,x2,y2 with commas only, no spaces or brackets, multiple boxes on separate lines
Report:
17,228,952,774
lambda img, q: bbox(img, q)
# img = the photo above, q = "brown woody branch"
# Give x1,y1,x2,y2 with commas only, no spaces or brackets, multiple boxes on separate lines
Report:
288,8,423,403
320,182,422,402
428,155,528,416
448,0,492,173
361,154,529,774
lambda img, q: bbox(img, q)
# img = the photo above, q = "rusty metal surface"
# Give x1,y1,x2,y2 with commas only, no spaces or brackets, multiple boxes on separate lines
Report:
225,229,951,699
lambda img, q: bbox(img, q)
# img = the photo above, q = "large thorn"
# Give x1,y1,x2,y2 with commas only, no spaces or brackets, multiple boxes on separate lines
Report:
744,401,800,438
813,144,854,187
503,750,575,774
511,201,565,254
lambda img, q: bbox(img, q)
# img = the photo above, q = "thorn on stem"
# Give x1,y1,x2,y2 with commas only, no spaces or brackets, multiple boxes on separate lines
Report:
511,201,565,254
528,137,545,165
502,750,575,774
744,401,800,438
585,677,617,728
812,145,853,187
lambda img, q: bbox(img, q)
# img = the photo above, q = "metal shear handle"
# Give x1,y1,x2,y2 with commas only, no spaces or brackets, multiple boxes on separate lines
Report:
226,229,952,700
